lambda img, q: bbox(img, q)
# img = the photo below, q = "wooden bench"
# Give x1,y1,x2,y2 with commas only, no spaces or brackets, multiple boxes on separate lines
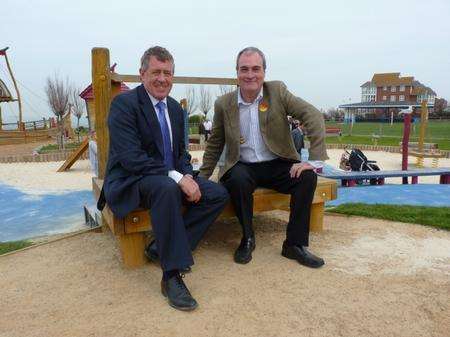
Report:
400,142,438,150
321,168,450,187
325,127,342,136
92,176,337,268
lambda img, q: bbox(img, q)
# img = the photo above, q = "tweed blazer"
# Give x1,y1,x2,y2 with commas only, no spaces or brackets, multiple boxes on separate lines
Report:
199,81,328,179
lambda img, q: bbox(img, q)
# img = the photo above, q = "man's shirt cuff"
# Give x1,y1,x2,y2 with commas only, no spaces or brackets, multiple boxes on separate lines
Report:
168,170,184,183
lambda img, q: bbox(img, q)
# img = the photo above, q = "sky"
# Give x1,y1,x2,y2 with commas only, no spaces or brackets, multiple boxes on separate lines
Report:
1,0,449,124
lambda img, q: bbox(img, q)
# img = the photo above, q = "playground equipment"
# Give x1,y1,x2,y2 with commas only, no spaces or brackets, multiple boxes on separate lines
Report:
0,47,60,144
89,47,337,268
0,47,23,129
402,100,445,170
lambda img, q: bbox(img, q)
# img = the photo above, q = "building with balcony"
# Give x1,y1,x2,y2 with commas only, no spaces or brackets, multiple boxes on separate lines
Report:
341,72,437,119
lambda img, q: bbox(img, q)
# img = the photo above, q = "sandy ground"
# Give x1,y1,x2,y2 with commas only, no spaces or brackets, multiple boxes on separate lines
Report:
0,160,92,195
1,213,449,337
1,149,449,336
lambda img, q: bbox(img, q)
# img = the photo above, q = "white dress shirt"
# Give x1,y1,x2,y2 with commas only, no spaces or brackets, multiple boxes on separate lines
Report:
147,92,184,183
238,89,277,163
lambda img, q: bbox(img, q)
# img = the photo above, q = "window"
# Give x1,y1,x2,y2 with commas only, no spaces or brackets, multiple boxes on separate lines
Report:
399,95,405,101
400,85,405,92
390,95,396,102
391,86,396,92
383,95,387,101
383,86,387,91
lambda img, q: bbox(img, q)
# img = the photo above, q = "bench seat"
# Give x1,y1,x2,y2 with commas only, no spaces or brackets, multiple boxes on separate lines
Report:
92,176,337,268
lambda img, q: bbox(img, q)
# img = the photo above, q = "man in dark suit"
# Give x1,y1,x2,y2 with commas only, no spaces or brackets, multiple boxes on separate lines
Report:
103,46,229,311
200,47,327,268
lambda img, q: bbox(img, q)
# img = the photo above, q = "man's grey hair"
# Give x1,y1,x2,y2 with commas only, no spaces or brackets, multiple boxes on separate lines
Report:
235,47,267,71
140,46,175,73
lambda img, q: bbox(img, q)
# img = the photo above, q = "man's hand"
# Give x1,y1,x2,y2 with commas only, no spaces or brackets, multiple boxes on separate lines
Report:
178,175,201,203
290,162,315,178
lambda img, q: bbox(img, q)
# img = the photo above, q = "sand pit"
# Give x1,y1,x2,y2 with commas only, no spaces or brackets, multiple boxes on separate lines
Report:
1,213,449,337
0,160,93,195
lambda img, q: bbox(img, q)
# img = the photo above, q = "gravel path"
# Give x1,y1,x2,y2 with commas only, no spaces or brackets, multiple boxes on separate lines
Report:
1,213,449,337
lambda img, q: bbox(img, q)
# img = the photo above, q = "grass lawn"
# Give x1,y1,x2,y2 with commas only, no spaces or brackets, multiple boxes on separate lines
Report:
325,121,450,150
327,203,450,230
0,240,33,255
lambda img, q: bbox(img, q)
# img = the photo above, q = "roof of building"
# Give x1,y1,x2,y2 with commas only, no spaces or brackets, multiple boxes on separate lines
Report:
411,80,437,96
79,63,130,100
360,81,373,87
371,72,414,86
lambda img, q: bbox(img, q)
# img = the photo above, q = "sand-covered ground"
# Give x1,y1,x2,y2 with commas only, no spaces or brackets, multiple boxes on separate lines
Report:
1,213,449,337
0,160,92,195
1,149,449,336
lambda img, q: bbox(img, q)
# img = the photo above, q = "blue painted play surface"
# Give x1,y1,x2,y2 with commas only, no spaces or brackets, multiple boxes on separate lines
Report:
318,161,450,207
326,184,450,207
0,183,95,242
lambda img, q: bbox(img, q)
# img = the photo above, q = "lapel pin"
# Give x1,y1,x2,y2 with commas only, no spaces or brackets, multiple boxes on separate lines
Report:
258,102,269,112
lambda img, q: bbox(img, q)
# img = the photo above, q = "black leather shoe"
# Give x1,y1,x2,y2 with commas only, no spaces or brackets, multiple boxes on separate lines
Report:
145,241,192,273
161,274,198,311
281,241,325,268
234,236,256,264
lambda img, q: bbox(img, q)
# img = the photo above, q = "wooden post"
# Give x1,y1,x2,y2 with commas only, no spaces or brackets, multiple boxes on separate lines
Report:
118,233,147,268
401,112,411,184
416,101,428,168
92,48,112,180
310,201,324,232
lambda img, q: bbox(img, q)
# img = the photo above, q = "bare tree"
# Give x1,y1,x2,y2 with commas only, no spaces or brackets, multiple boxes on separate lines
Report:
71,88,85,142
199,85,212,118
218,85,236,96
45,75,71,149
185,87,198,116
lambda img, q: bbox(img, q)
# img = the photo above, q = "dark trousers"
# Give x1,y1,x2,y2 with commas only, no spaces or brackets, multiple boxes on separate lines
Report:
220,159,317,247
138,175,229,271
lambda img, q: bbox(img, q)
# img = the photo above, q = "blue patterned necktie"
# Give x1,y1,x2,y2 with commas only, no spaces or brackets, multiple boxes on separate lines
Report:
155,101,174,170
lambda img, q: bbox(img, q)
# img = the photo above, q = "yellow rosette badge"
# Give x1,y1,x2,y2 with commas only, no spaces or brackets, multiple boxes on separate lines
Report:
258,102,268,112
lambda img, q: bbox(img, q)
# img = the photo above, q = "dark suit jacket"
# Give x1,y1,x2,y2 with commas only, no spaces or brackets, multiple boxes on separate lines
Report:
103,84,192,218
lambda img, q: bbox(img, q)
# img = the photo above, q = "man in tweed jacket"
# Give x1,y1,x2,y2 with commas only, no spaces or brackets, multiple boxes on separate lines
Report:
200,47,328,268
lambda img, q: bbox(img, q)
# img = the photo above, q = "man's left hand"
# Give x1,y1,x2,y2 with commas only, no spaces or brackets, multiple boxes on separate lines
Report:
290,162,314,178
